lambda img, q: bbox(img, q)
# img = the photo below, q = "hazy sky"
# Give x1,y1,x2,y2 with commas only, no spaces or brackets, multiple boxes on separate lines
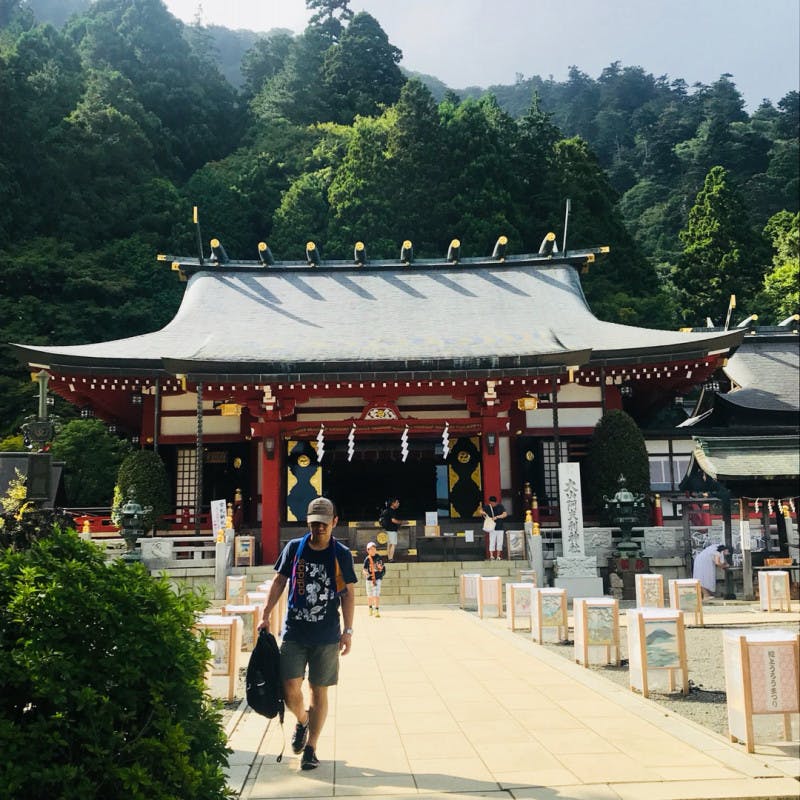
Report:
164,0,799,110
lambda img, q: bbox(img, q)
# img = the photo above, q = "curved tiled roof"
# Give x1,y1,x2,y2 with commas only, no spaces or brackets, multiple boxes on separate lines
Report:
13,263,742,380
720,337,799,413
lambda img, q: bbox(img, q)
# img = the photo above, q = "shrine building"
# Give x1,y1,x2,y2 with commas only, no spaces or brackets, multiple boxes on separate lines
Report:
13,235,743,563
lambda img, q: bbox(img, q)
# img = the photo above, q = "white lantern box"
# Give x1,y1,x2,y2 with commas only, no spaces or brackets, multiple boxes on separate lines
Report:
225,574,247,604
668,579,704,626
506,583,534,631
222,603,261,651
459,573,481,611
627,608,688,698
723,629,799,753
635,572,665,608
574,597,620,666
477,576,502,618
196,614,242,701
758,571,791,612
531,588,568,644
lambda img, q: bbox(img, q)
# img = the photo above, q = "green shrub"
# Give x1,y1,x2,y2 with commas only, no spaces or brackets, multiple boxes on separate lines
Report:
50,419,131,506
0,527,232,800
114,450,172,531
584,409,650,508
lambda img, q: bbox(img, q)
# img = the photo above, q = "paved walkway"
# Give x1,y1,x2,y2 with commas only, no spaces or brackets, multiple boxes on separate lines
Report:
226,604,799,800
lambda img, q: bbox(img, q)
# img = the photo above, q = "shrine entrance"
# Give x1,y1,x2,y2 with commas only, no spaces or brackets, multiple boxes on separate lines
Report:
321,438,443,521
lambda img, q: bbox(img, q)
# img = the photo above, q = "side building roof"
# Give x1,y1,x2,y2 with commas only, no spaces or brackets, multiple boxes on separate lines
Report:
689,435,800,481
719,333,800,414
13,258,742,381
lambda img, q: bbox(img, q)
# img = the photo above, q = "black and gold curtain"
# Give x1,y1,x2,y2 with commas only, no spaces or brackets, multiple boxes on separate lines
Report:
286,440,322,522
447,436,482,519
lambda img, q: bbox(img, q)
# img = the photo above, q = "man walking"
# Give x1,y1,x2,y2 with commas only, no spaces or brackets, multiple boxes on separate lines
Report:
259,497,357,770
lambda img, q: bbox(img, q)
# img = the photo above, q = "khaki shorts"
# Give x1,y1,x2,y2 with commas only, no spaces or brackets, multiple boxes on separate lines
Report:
280,639,340,686
386,530,398,545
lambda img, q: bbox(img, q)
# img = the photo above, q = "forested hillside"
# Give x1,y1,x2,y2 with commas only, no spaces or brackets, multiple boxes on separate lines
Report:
0,0,797,439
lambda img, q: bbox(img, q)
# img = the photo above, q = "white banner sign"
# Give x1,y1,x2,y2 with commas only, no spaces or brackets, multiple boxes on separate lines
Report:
210,498,227,535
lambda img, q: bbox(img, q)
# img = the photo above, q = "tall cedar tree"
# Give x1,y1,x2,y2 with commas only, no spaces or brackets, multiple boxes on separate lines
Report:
674,166,763,324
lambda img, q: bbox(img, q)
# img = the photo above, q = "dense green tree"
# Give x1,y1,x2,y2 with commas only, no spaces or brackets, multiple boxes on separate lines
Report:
49,419,130,506
436,95,521,254
0,23,84,240
584,409,650,509
320,12,404,125
673,166,763,324
240,30,293,101
384,79,448,253
548,137,669,325
46,69,164,245
306,0,353,41
68,0,240,177
0,234,184,436
269,169,334,258
759,210,800,321
512,94,567,243
0,526,230,799
326,116,396,256
251,26,333,125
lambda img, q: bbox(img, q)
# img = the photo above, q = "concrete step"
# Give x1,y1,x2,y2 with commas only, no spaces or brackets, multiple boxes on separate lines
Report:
236,559,531,606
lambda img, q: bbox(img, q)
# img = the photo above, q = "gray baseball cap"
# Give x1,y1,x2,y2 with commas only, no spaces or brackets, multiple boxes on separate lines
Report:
307,496,335,524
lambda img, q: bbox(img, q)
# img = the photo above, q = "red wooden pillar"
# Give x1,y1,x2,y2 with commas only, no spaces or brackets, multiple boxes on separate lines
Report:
254,422,282,565
653,493,664,526
481,427,502,558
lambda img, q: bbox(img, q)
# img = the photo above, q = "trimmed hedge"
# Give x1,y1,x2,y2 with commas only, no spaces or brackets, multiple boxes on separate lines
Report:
585,409,650,509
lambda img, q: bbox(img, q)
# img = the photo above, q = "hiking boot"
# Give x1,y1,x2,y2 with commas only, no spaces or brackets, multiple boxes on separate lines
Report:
368,607,373,616
291,712,310,754
375,610,380,618
301,745,319,771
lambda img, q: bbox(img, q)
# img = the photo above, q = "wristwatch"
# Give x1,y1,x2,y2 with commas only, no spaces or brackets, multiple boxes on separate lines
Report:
343,627,353,635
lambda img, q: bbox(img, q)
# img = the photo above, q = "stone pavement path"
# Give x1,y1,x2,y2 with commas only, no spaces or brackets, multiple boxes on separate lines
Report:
226,605,799,800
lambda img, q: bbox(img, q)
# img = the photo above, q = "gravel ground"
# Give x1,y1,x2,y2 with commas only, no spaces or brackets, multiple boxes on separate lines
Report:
536,620,796,737
538,627,730,735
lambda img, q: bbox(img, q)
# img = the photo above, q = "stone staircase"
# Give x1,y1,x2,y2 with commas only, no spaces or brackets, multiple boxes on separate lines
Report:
239,559,530,606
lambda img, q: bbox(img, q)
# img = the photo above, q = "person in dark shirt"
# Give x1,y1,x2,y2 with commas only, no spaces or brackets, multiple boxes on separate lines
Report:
259,497,357,771
362,541,386,617
482,495,508,559
380,497,406,562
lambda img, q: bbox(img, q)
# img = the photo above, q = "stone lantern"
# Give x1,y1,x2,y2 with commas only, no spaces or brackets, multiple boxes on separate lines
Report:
119,491,152,562
603,474,647,556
